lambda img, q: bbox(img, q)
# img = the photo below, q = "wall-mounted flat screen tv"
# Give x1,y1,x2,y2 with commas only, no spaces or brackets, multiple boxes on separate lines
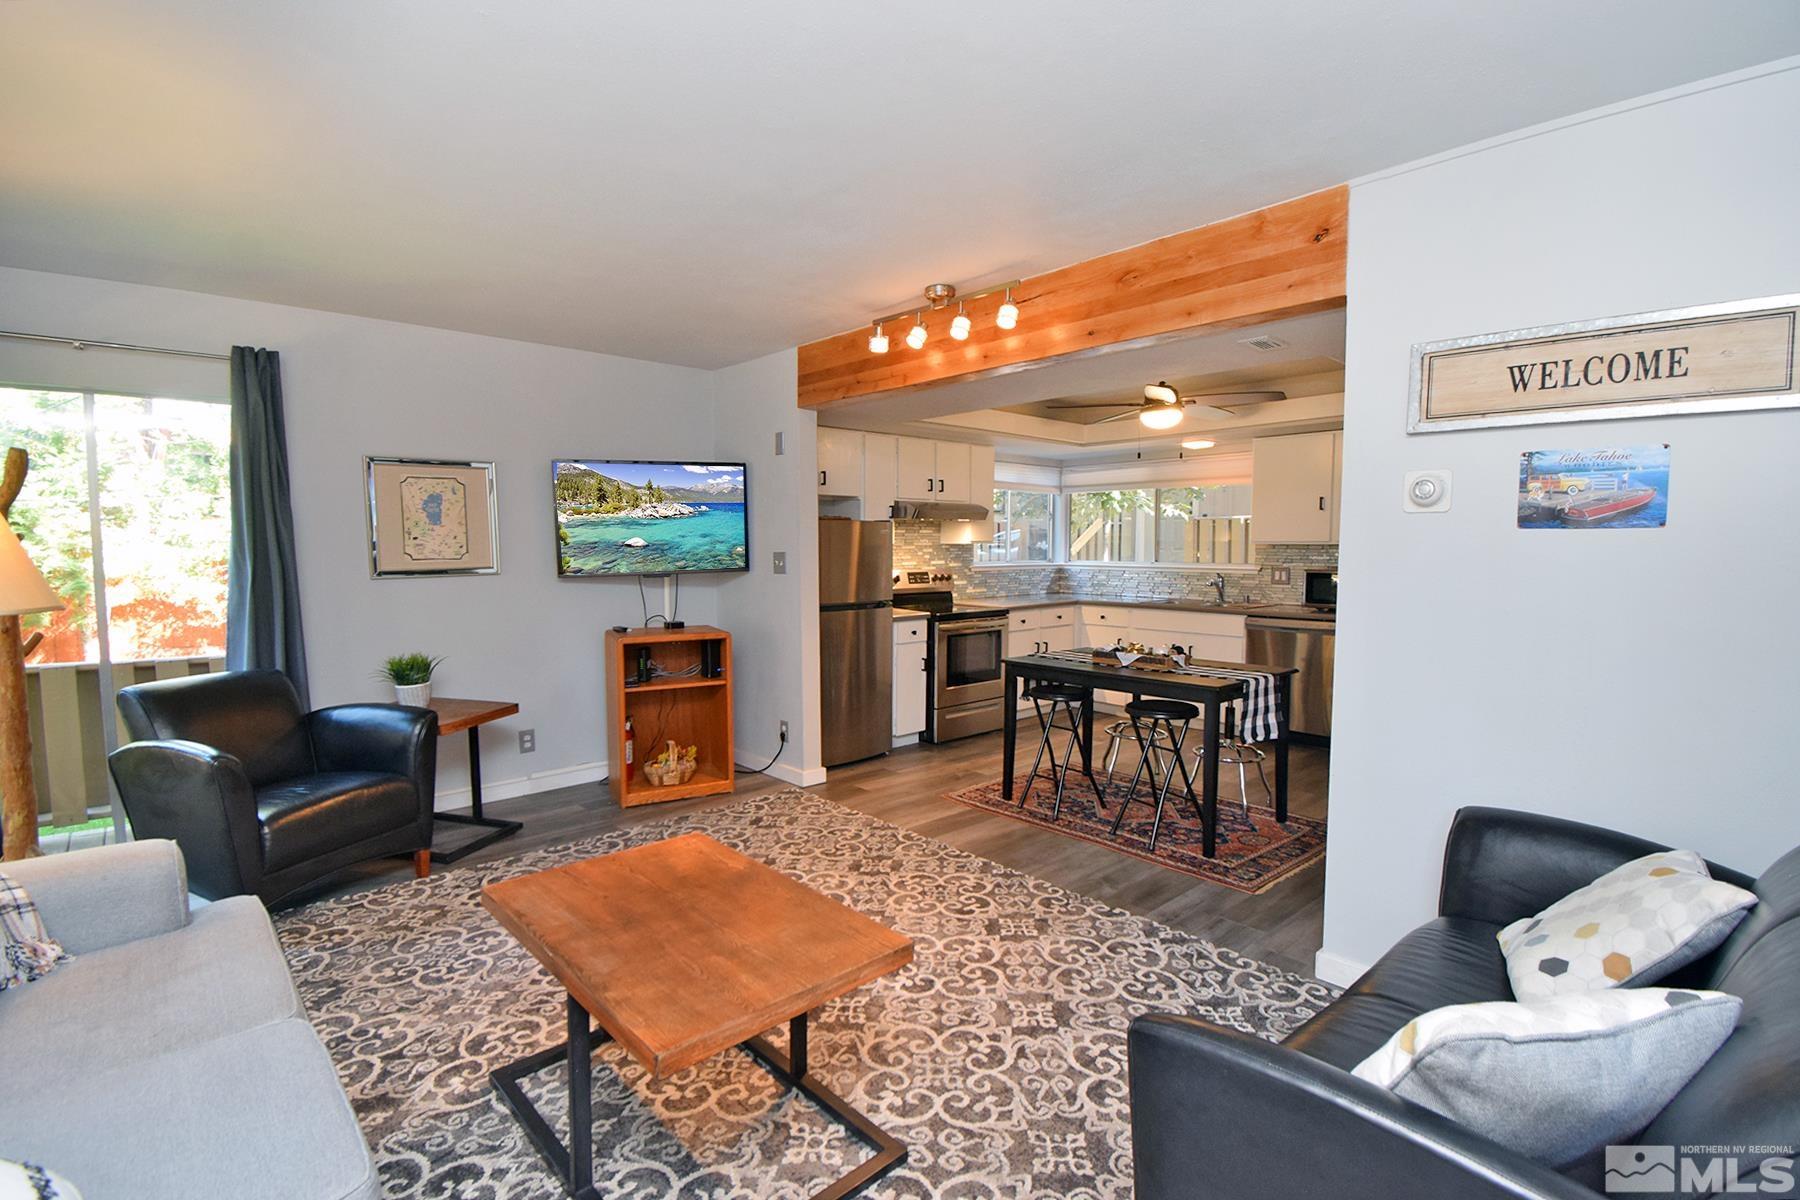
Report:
553,460,748,576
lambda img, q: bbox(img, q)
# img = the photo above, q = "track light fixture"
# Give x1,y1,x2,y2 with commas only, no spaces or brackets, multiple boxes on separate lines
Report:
867,280,1022,353
996,287,1019,330
905,311,928,350
950,303,971,341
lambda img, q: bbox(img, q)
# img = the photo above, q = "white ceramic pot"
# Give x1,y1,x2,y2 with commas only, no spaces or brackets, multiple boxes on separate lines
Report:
394,682,432,707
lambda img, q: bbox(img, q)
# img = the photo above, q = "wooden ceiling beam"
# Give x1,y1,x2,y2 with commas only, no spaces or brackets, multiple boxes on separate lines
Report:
796,185,1347,409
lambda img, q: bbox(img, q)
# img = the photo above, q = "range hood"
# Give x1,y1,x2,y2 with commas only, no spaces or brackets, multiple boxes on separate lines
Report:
890,500,991,522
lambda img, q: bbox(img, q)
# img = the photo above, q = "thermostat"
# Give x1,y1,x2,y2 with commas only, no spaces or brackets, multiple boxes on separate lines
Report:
1403,470,1452,513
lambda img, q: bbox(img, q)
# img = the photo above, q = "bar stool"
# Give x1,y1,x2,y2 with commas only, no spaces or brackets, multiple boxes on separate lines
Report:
1192,701,1271,815
1021,682,1104,820
1100,716,1178,796
1108,698,1203,851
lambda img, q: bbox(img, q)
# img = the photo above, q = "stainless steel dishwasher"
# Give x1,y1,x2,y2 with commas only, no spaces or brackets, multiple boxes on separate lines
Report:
1245,618,1335,739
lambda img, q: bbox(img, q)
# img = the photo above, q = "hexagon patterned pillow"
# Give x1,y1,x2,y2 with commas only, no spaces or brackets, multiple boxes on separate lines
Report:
1497,850,1757,1001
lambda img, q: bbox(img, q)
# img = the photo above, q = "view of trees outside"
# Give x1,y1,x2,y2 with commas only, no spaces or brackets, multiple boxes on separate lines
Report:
1068,489,1153,561
1069,486,1253,565
977,488,1054,564
0,388,230,665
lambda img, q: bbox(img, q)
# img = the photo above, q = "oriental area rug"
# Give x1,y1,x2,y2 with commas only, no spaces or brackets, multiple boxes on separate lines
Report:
944,771,1328,895
274,788,1336,1199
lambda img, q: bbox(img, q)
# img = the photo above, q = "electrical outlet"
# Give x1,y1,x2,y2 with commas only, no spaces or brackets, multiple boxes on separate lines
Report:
1272,567,1291,585
779,720,789,742
518,729,536,754
772,551,787,574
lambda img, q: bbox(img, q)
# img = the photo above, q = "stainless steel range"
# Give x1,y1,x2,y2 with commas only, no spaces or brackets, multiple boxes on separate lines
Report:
892,581,1009,743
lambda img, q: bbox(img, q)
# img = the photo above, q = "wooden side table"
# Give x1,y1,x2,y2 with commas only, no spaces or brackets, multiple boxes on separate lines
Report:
427,697,523,864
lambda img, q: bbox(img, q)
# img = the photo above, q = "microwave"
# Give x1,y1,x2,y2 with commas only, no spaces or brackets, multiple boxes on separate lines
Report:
1303,570,1338,609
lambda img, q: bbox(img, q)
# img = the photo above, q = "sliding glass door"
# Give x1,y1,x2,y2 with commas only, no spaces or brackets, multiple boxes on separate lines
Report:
0,387,230,848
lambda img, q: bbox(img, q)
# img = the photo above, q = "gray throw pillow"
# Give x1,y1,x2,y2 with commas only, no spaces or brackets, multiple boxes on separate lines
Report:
1352,988,1741,1167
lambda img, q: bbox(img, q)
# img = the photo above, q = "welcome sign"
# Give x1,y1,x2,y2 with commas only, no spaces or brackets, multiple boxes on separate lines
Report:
1409,296,1799,432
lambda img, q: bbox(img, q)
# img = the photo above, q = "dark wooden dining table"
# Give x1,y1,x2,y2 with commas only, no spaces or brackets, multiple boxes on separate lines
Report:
1001,652,1297,858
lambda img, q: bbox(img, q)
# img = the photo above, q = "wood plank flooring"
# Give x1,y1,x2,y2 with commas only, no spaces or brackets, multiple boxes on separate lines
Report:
291,731,1329,978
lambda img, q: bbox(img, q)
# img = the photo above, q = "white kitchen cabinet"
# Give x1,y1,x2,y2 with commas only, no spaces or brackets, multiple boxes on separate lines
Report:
895,437,939,502
861,432,898,519
1251,431,1341,544
934,442,972,502
817,428,864,497
940,443,997,542
893,618,928,739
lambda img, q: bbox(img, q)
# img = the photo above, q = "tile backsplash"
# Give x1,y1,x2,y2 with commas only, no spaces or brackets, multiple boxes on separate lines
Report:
891,518,1337,605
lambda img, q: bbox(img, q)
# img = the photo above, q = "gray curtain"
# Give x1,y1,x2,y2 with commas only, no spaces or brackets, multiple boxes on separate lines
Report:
225,346,309,707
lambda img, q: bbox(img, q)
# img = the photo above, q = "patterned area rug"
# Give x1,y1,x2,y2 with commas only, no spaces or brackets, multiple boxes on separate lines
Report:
274,789,1336,1199
944,770,1327,895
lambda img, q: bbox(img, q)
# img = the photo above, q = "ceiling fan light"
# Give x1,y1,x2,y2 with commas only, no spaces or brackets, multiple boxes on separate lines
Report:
868,323,888,354
1144,381,1180,406
1181,438,1216,450
905,312,927,350
1139,405,1183,430
950,304,971,341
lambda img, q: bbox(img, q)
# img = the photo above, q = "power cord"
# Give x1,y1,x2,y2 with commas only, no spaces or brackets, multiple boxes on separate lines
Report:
735,726,787,775
636,575,667,627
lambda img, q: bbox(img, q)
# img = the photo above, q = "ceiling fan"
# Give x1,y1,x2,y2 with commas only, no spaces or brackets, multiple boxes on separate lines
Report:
1045,381,1285,430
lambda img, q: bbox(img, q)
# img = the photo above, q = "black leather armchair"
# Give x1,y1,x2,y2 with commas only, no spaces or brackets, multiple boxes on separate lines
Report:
1130,807,1800,1199
109,670,439,904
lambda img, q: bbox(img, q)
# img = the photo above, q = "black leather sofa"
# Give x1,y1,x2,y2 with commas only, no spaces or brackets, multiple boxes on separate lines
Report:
109,670,439,905
1130,807,1800,1199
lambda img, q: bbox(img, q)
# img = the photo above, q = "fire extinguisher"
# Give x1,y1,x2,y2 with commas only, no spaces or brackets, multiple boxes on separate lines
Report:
623,716,635,779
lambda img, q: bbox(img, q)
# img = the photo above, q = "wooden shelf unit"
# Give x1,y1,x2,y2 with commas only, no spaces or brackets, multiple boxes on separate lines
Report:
605,626,734,808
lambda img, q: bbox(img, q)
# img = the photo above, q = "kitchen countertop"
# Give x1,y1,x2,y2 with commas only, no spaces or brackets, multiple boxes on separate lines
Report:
958,592,1336,624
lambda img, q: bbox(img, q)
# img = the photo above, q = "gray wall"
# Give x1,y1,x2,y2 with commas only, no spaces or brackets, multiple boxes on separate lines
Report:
1320,60,1800,982
0,265,723,808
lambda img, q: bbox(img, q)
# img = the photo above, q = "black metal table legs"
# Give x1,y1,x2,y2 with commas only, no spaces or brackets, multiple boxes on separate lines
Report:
431,724,524,864
492,997,907,1200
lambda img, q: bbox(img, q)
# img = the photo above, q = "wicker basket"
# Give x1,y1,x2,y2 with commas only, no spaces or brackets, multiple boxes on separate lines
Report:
643,742,697,787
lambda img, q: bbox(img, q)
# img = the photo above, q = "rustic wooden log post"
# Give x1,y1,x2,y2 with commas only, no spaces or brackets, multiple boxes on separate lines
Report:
0,447,45,860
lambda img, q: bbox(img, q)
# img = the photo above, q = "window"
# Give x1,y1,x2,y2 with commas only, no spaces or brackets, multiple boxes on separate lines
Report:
1066,485,1252,565
976,488,1055,564
0,386,231,839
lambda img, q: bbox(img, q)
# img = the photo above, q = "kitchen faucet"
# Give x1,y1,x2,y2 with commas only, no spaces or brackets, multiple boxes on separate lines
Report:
1210,572,1227,604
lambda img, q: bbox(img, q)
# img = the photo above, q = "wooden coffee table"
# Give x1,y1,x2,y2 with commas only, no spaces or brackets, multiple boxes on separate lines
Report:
480,832,914,1200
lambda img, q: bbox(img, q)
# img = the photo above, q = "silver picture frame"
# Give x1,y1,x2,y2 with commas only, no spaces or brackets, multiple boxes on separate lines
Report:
1407,293,1800,433
365,456,499,577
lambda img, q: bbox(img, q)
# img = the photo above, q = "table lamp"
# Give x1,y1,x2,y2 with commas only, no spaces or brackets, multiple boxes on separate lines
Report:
0,511,64,860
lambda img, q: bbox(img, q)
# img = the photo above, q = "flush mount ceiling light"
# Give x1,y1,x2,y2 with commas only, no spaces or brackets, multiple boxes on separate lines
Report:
1181,438,1217,450
867,280,1022,352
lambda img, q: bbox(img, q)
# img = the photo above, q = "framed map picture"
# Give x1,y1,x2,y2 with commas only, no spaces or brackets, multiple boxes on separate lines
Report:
365,457,498,577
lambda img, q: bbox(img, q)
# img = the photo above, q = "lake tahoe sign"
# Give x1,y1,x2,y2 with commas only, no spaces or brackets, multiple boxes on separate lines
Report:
1409,295,1799,432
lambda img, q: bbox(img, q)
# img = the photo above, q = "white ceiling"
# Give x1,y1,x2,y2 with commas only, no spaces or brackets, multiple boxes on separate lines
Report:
2,3,1795,368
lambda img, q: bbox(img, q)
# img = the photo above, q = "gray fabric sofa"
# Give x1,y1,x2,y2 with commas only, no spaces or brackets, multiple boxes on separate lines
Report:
0,839,377,1200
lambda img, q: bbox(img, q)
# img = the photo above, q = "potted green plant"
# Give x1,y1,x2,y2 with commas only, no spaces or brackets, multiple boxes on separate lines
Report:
380,653,444,707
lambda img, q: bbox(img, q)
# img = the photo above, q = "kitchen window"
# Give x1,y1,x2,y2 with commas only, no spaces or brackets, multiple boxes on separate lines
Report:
1067,486,1253,566
976,488,1055,564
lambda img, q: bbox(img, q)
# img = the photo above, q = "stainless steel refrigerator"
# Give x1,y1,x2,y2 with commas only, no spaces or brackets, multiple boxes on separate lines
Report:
819,518,893,766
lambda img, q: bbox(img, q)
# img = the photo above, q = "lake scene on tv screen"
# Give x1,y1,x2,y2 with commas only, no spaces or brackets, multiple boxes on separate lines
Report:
554,461,747,575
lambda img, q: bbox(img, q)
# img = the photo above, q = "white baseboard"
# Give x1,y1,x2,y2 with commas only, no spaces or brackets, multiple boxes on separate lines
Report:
1313,948,1370,988
762,760,827,788
433,760,606,813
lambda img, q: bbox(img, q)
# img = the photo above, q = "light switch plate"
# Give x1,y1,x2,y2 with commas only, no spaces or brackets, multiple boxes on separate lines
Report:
772,551,787,574
1271,567,1291,585
1404,470,1453,513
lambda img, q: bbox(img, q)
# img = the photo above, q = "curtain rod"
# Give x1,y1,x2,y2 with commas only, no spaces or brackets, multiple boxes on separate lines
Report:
0,328,230,363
